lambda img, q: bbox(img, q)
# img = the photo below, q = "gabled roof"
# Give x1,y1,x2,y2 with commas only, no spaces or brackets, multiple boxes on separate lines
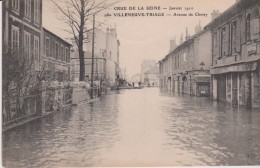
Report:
43,27,72,47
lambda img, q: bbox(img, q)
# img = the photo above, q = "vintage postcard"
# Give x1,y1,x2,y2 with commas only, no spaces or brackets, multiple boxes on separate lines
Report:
1,0,260,167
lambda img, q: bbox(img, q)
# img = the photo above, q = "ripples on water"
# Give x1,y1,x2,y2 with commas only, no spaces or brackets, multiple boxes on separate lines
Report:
3,88,260,167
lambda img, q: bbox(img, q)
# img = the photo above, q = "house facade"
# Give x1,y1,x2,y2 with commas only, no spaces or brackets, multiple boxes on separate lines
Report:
205,0,260,108
3,0,43,71
159,28,212,96
141,60,157,83
143,65,159,86
42,28,71,82
71,27,121,87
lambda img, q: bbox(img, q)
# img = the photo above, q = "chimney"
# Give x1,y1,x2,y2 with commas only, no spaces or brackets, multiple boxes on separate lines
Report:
110,28,117,38
185,27,189,40
169,36,177,52
211,10,221,20
180,33,183,43
195,21,202,34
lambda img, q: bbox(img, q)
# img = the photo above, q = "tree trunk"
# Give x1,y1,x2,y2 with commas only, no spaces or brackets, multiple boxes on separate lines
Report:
79,45,85,81
78,29,85,81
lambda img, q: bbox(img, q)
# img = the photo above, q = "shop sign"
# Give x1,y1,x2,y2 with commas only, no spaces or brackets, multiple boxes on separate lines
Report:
211,62,258,74
244,62,257,71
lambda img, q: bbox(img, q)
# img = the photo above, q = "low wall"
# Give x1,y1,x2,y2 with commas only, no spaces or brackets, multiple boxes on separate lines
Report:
72,87,90,104
2,81,92,130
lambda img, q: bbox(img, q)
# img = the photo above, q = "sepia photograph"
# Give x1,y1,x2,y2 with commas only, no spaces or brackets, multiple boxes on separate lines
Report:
1,0,260,167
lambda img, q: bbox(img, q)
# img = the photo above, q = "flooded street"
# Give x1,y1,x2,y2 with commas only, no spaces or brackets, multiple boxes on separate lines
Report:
3,88,260,167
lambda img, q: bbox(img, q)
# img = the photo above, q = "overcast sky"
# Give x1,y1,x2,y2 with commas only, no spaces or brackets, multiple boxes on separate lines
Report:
43,0,236,78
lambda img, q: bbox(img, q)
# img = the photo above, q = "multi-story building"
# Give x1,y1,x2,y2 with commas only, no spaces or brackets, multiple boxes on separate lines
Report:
42,28,72,81
143,65,159,86
159,25,212,96
141,60,157,83
3,0,71,82
131,73,141,83
71,27,121,87
3,0,43,71
205,0,260,108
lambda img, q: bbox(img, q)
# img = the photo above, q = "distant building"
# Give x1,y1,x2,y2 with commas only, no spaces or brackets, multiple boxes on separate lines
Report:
42,28,72,81
159,23,212,96
131,73,141,83
143,65,159,86
141,60,157,83
71,27,121,87
205,0,260,108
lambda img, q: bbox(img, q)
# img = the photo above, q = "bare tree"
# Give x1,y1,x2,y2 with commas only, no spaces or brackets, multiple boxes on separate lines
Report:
51,0,111,81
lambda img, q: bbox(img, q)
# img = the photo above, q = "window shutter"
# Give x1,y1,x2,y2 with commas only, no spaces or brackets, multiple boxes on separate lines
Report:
236,18,241,52
224,25,230,56
241,14,246,44
214,30,220,58
251,18,260,40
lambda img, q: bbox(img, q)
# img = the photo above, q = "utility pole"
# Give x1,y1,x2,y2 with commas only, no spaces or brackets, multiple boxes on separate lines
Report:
91,14,95,99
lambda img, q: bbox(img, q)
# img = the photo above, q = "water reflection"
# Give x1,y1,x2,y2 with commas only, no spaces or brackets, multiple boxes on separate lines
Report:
3,88,260,167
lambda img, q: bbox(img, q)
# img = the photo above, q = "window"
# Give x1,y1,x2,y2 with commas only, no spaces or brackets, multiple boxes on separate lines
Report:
246,14,251,42
175,55,177,69
65,48,70,63
24,0,31,19
34,0,40,24
24,31,31,58
12,0,20,13
34,36,40,62
55,42,59,59
175,54,180,69
221,27,226,57
11,26,19,51
251,9,260,40
45,37,50,57
60,45,64,61
213,32,218,48
183,53,186,62
231,21,237,54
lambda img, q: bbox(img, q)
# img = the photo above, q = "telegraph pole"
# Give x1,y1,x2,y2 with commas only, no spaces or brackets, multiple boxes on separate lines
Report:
91,14,95,99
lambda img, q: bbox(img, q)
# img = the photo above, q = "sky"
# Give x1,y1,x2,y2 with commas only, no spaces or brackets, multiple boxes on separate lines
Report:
43,0,236,78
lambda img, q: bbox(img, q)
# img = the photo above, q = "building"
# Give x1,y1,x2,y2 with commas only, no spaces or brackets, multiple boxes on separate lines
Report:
3,0,43,71
159,24,212,96
2,0,72,82
71,50,106,83
71,27,121,87
42,28,72,81
205,0,260,108
141,60,157,83
131,73,141,83
143,65,159,86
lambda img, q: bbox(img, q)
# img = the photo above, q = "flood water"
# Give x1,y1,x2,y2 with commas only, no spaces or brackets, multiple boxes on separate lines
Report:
2,88,260,167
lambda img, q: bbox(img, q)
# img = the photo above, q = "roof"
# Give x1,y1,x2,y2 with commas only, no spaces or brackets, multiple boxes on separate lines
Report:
205,0,260,30
159,28,209,63
43,27,72,47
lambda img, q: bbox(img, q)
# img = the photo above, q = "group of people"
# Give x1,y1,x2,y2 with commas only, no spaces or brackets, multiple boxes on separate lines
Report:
129,81,142,87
